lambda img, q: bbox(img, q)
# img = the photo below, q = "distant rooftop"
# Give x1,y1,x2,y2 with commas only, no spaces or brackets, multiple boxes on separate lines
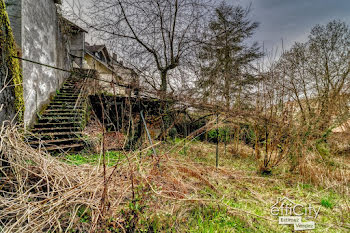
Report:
85,43,106,53
61,17,87,33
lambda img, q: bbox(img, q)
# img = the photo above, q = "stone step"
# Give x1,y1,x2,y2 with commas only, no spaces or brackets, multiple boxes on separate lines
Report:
47,105,83,110
44,109,84,113
31,126,82,133
28,132,82,140
50,101,79,106
44,143,85,152
53,97,78,101
30,138,81,147
60,88,82,92
41,112,84,118
38,117,83,124
34,122,82,128
59,91,81,95
62,86,81,90
54,96,80,101
57,93,81,97
30,130,80,136
50,100,82,104
28,74,87,154
64,80,80,84
63,83,81,86
50,102,81,106
56,93,80,97
43,111,83,115
54,96,80,100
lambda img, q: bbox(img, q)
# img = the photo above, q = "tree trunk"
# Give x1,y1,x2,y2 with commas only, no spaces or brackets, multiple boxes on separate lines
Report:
160,71,167,98
159,70,169,140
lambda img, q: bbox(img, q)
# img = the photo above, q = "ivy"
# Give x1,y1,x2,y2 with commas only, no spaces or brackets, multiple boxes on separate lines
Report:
0,0,24,121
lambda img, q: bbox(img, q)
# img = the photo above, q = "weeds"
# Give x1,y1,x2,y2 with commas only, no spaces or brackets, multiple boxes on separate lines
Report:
1,123,349,232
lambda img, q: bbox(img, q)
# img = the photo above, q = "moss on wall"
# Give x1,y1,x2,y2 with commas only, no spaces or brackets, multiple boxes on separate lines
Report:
0,0,24,121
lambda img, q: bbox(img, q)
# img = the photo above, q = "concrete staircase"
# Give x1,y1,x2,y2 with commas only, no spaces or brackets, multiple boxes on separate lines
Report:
28,76,87,153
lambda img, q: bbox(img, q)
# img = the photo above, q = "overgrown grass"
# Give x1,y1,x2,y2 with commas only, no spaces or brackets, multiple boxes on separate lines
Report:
163,140,349,232
61,139,349,232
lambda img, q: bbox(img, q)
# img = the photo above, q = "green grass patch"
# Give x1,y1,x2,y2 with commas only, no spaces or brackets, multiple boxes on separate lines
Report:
64,151,124,166
186,204,254,233
320,199,333,209
320,194,335,209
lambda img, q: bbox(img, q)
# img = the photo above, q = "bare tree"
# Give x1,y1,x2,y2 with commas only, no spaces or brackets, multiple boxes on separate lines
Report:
86,0,211,97
275,20,350,131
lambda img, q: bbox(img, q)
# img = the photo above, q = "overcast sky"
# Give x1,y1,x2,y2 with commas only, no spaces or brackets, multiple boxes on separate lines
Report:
232,0,350,51
64,0,350,52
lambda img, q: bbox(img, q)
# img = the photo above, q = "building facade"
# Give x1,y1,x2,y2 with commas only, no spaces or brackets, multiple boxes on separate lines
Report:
2,0,138,127
84,43,139,96
5,0,85,126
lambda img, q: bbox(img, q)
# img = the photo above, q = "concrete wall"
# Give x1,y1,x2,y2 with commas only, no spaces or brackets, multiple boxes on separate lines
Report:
21,0,71,126
3,0,89,127
70,32,85,67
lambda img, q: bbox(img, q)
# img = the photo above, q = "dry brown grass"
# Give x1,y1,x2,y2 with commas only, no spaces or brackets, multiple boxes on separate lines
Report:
1,120,349,232
0,125,220,232
83,118,125,152
298,150,350,195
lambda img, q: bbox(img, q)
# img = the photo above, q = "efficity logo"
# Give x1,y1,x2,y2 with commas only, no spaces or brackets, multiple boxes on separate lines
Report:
270,197,320,231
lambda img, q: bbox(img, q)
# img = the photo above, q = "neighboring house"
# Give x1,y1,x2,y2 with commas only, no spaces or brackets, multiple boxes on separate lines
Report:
4,0,86,126
111,53,139,89
84,43,139,96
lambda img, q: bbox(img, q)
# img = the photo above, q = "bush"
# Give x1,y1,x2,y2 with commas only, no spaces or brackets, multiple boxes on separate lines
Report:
207,128,230,143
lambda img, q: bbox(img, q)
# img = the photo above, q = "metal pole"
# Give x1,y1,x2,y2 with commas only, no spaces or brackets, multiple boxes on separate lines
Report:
216,113,219,168
184,123,187,156
140,110,157,156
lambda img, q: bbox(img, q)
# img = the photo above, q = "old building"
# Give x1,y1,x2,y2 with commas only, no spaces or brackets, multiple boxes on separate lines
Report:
84,43,139,96
2,0,138,127
111,53,139,90
4,0,85,126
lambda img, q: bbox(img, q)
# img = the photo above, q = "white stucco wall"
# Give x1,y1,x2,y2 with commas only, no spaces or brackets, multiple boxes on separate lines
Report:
21,0,69,125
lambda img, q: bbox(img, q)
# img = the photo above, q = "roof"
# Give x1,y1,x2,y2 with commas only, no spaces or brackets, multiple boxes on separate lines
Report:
85,43,112,64
60,17,87,33
111,53,138,76
85,44,106,53
85,50,115,73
